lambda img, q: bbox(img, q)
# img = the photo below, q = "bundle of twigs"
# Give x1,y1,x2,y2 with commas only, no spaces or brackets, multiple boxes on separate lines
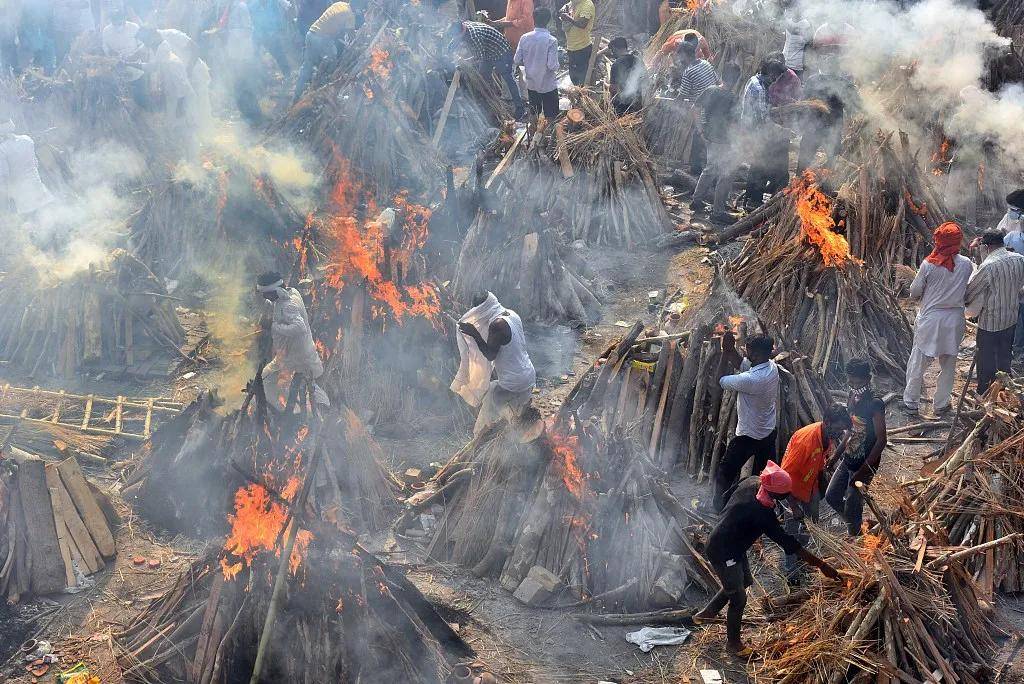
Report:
724,171,914,384
753,524,1000,683
452,153,603,325
989,0,1024,40
0,249,186,379
114,522,475,684
123,378,399,537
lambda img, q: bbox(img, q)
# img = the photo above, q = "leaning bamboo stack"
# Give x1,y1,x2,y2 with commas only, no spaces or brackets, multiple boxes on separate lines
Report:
753,525,1000,683
989,0,1024,40
0,451,117,601
0,249,186,380
725,170,914,384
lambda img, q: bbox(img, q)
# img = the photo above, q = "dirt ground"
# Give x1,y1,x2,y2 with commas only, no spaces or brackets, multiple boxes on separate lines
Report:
3,237,1024,684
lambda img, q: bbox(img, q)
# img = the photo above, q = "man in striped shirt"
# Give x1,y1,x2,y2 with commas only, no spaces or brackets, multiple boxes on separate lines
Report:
675,41,719,101
965,230,1024,392
453,21,526,120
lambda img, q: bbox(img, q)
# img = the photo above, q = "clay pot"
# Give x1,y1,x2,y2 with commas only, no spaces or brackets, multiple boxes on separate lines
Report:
451,664,474,684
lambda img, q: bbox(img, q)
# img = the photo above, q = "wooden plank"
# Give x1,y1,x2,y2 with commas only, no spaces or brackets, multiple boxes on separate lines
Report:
190,573,225,682
56,457,115,558
50,389,66,423
81,394,94,430
11,448,66,595
431,68,461,147
144,398,154,439
486,128,527,189
45,464,102,574
115,396,124,435
48,486,76,588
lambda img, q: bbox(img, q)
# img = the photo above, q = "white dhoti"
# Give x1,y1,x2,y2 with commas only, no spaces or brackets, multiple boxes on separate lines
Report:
903,307,965,411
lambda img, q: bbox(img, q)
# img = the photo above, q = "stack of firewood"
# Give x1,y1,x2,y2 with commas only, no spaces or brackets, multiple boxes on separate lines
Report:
409,420,720,611
754,523,1000,683
122,377,400,538
989,0,1024,41
0,249,186,379
724,170,914,384
452,155,603,324
0,451,117,601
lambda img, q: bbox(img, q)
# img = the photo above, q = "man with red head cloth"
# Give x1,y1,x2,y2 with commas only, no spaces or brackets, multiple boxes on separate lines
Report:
902,222,973,415
688,462,839,655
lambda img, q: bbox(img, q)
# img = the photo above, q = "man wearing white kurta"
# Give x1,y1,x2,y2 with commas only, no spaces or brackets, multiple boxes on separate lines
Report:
902,222,972,415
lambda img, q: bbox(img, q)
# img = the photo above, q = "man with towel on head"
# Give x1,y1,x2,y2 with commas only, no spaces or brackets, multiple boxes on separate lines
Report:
451,292,536,435
688,461,840,655
902,222,972,416
256,272,330,408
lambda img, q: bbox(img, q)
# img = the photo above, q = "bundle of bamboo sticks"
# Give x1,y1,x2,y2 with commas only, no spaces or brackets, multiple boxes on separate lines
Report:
114,522,475,684
988,0,1024,39
724,171,914,384
0,249,186,379
754,525,999,684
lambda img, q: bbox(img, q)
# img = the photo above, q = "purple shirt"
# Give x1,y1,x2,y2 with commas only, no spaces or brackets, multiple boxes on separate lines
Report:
514,27,559,93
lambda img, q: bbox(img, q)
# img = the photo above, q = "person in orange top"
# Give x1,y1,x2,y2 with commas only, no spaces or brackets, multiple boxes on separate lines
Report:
651,28,712,70
488,0,535,49
779,405,851,583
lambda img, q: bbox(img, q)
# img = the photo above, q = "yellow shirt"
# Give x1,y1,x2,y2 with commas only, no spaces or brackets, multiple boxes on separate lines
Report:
565,0,595,51
310,2,355,38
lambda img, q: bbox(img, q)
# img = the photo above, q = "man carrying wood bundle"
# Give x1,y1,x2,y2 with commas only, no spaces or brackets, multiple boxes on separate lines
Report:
256,272,330,408
902,222,972,416
452,292,536,435
713,335,779,512
451,20,527,120
825,359,885,537
688,461,841,655
293,1,355,103
966,229,1024,393
779,405,851,584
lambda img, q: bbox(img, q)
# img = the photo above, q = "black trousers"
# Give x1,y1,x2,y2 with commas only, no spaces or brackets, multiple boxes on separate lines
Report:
714,430,777,511
567,45,593,86
976,325,1015,393
702,556,753,644
528,89,560,118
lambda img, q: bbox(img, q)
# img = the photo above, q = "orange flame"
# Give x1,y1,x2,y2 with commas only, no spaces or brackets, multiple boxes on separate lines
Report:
547,426,585,499
860,530,885,561
930,138,952,176
220,480,313,580
368,48,392,80
786,171,857,267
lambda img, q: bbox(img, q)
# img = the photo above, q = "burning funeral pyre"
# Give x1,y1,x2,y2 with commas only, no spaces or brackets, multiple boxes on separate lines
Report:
409,420,720,612
123,375,399,539
723,167,914,385
0,249,190,380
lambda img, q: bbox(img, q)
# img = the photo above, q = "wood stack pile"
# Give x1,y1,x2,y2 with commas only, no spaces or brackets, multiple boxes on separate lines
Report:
0,249,189,380
754,524,1001,684
899,379,1024,596
484,92,671,248
989,0,1024,44
272,27,444,203
452,155,603,324
557,283,832,482
122,377,399,538
724,169,914,384
128,153,302,284
0,451,117,601
411,419,720,611
115,512,475,683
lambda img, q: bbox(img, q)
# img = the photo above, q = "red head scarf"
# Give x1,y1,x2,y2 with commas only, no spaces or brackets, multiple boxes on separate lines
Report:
925,222,963,272
756,461,792,507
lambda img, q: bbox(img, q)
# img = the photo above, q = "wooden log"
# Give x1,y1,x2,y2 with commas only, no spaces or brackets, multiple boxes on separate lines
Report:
48,486,76,588
56,457,115,558
45,464,103,574
660,323,711,469
10,448,65,595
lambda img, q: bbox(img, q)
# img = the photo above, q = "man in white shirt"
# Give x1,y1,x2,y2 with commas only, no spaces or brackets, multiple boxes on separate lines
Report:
714,334,780,511
102,11,141,60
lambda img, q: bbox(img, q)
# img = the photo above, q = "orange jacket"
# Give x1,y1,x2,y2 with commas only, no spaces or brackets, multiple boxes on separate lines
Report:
651,29,712,70
780,423,829,503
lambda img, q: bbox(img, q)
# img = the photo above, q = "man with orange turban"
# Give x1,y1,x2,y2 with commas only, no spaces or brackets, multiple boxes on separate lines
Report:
902,222,972,415
687,461,840,655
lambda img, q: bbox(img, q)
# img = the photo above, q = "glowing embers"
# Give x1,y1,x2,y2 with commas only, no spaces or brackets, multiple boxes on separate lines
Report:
785,171,859,268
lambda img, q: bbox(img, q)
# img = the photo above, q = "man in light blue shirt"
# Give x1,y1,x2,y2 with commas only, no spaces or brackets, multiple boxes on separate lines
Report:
513,8,559,120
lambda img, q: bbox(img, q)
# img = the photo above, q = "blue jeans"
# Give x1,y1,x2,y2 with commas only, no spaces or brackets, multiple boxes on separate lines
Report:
481,53,525,118
1013,303,1024,355
294,31,337,102
784,493,819,576
825,463,870,536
